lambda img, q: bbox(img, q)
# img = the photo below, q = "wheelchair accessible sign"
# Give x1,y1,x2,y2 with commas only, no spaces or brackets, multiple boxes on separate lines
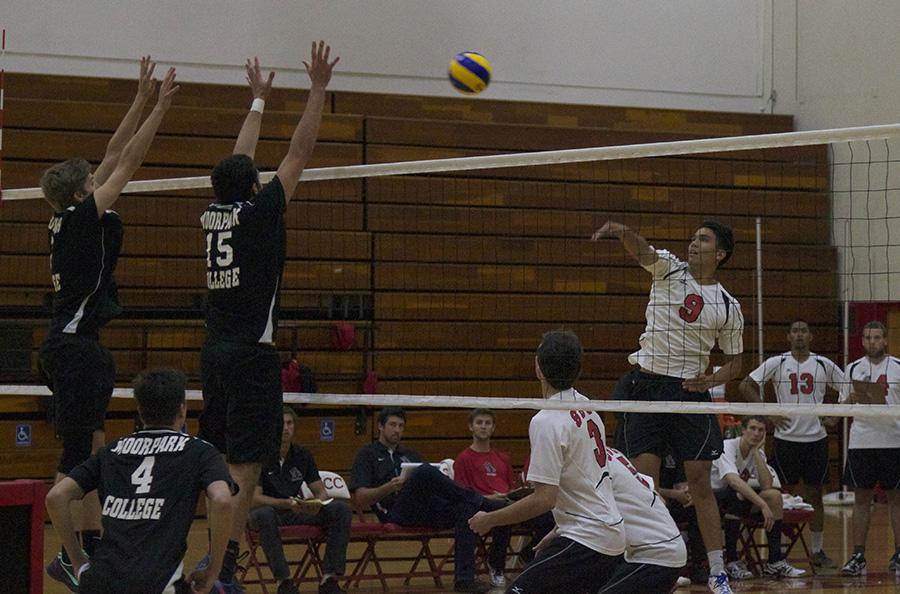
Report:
319,419,335,442
15,424,32,448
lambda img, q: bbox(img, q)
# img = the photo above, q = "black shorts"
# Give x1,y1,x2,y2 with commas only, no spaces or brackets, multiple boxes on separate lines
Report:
714,487,756,517
38,333,114,433
506,537,624,594
773,437,830,486
843,448,900,490
596,562,681,594
618,368,723,462
199,339,283,465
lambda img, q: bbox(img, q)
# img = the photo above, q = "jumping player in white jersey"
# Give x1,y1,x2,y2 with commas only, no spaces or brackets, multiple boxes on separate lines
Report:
838,321,900,576
39,60,179,591
468,330,626,594
592,221,744,594
198,43,339,592
739,320,844,566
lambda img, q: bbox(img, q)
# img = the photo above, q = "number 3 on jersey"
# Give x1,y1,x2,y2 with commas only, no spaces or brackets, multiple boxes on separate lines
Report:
206,231,234,268
679,293,704,323
131,456,156,494
570,410,607,468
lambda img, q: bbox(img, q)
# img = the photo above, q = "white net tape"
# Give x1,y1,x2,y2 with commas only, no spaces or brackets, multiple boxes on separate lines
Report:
4,122,900,200
1,385,897,418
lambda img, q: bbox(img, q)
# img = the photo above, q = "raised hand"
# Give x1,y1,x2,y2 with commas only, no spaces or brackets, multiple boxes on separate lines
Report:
154,67,180,111
591,221,627,241
246,56,275,100
136,56,156,100
303,40,340,89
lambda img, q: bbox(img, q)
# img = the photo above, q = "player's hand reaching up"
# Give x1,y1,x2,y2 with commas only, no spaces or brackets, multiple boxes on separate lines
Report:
591,221,628,241
136,55,156,101
246,56,275,100
153,67,180,112
304,40,340,89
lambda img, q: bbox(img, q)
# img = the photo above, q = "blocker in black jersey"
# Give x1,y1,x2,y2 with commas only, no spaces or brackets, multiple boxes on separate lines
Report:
202,176,286,345
38,194,122,470
199,176,287,465
68,429,232,594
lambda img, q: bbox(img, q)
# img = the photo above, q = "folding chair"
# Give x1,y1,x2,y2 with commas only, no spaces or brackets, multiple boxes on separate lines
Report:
736,508,815,574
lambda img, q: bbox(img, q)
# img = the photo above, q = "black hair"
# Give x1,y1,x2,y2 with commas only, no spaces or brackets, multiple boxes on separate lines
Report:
133,368,187,427
377,406,406,426
536,330,583,391
699,220,734,268
211,154,260,204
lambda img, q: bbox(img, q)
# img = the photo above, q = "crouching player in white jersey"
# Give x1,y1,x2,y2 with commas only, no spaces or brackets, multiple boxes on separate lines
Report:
535,446,686,594
593,220,744,594
839,321,900,576
468,330,626,593
739,320,844,567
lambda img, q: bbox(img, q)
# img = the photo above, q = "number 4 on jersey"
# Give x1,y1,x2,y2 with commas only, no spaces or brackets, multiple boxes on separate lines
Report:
131,456,156,494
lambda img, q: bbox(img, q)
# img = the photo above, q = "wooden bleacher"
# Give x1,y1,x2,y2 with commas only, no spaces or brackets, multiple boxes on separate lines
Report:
0,72,839,481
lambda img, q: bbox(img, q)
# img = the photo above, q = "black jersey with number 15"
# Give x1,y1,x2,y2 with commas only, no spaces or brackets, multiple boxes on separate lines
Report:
201,177,287,344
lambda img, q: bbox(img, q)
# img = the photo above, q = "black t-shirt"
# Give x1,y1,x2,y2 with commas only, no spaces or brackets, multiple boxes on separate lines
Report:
349,441,422,520
68,429,232,593
202,176,287,344
47,195,123,335
259,445,321,499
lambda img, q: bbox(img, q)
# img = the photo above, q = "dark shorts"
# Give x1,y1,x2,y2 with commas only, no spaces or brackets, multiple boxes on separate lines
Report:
38,333,114,433
199,339,283,465
773,437,830,486
505,537,624,594
596,562,681,594
843,448,900,490
617,368,724,462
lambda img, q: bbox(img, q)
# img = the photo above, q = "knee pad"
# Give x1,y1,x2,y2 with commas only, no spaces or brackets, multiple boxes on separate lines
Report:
58,429,94,474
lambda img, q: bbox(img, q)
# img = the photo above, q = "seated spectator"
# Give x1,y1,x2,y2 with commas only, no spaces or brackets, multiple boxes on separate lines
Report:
350,407,502,593
454,408,554,586
711,416,805,580
249,407,352,594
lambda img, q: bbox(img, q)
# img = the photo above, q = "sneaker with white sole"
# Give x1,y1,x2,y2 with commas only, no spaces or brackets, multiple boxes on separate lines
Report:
725,560,754,580
707,572,734,594
489,568,506,588
46,553,79,593
840,552,866,576
763,559,806,578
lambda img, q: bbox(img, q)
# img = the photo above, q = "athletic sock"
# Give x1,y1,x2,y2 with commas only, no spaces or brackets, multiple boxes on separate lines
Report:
811,531,824,552
708,550,725,576
766,520,783,563
218,540,240,582
81,529,101,557
723,518,741,561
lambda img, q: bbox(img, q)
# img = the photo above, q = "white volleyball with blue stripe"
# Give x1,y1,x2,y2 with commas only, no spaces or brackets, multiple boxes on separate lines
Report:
448,52,492,95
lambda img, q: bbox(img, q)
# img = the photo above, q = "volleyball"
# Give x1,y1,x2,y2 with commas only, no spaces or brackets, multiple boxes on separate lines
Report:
448,52,492,95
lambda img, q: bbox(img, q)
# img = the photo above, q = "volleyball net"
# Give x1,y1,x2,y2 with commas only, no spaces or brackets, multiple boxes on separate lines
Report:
2,122,900,427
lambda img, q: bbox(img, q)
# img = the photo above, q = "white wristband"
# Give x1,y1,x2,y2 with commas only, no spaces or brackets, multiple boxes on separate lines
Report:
250,98,265,114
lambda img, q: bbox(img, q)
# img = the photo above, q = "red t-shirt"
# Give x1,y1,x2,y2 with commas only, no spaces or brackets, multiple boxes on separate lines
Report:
454,447,515,495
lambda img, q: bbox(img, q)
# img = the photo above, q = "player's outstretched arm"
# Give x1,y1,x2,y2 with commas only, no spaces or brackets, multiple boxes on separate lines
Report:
683,353,743,393
591,221,658,268
275,40,339,201
46,478,90,578
469,481,558,535
92,67,179,217
190,480,234,593
233,57,275,158
94,56,157,185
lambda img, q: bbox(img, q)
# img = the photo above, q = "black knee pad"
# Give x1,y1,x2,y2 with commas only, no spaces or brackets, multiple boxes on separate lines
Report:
58,429,94,474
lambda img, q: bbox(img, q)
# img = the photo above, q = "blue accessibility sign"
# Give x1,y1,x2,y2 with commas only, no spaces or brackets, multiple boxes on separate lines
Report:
15,424,32,448
319,419,335,442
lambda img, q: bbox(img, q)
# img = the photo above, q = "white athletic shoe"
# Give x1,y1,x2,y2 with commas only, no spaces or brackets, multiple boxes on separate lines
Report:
675,576,692,587
725,560,754,580
488,565,506,588
707,572,734,594
763,559,806,578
